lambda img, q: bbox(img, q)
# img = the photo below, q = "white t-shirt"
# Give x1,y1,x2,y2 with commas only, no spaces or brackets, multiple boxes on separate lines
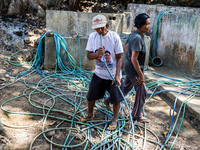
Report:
86,30,123,80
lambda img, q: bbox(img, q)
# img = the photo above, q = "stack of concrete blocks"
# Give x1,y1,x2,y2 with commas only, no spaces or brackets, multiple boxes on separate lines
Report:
44,10,151,71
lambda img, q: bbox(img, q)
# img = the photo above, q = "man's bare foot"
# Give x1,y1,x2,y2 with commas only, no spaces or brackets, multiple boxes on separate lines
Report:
133,116,150,123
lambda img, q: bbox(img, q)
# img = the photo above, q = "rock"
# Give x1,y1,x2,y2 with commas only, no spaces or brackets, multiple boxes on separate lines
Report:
14,18,24,22
45,130,55,137
13,39,25,49
75,133,83,140
0,120,5,133
16,50,33,61
29,20,37,26
26,32,34,36
46,32,53,37
34,29,39,34
23,23,28,28
0,136,8,144
13,31,23,36
91,128,95,132
35,5,46,18
24,36,32,44
0,69,6,77
6,33,13,41
0,29,6,38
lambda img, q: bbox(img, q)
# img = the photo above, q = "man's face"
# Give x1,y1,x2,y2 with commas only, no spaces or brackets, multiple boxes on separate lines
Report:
95,26,107,36
140,18,151,33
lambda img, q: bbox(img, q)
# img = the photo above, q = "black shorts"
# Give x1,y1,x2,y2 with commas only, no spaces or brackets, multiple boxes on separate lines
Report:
87,73,124,104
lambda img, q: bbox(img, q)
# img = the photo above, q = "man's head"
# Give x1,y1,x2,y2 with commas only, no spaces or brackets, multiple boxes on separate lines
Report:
134,13,151,34
134,13,150,29
92,15,108,36
92,15,107,29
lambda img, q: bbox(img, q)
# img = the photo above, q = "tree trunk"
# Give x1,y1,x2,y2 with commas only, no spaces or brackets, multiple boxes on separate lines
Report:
7,0,22,16
0,0,11,14
69,0,81,10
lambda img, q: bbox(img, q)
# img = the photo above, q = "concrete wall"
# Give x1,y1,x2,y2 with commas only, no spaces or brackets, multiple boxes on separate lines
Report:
157,13,200,78
45,4,200,78
127,4,200,32
127,4,200,78
46,10,133,37
44,35,151,71
45,10,150,71
194,28,200,77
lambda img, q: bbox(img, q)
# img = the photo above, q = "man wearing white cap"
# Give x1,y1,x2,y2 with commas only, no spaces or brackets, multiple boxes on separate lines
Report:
80,14,124,130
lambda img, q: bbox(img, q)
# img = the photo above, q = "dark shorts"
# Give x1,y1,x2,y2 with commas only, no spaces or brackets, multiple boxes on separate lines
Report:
87,73,124,104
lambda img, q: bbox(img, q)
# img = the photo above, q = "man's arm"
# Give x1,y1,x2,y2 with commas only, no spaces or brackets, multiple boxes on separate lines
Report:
131,51,144,86
125,43,128,53
114,53,123,87
87,46,105,60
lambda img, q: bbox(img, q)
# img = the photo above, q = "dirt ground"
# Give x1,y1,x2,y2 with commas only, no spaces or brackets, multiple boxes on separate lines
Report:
0,48,200,150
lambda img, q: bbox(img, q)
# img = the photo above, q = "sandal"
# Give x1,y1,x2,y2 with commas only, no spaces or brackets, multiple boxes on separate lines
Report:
79,117,93,122
107,121,117,131
107,124,117,131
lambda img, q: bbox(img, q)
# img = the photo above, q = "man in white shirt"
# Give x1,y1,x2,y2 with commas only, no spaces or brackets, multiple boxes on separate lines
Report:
80,14,124,130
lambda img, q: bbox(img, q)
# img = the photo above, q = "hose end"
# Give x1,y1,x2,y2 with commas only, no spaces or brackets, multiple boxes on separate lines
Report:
152,57,163,67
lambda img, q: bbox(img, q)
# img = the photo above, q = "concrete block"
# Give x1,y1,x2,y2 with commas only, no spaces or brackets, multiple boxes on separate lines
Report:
46,10,132,37
44,10,150,71
44,35,151,71
44,36,56,69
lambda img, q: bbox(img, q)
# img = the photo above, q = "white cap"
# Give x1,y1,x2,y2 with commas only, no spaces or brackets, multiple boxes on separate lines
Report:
92,15,107,29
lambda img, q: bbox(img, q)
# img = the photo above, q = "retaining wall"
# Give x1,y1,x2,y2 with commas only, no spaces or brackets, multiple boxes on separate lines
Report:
46,10,133,37
157,13,200,78
45,5,200,78
44,35,151,71
45,10,150,71
127,4,200,78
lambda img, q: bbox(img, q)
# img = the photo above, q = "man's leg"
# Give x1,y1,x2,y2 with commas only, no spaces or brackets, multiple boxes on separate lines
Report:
82,73,103,121
87,100,95,118
112,102,120,122
103,77,132,108
80,100,95,122
107,102,120,130
131,77,149,123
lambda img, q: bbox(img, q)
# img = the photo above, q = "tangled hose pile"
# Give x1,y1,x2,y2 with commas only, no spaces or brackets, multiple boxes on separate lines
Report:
0,31,200,150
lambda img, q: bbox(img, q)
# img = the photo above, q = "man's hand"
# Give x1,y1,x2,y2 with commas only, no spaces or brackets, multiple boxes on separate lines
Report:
97,46,105,56
112,75,121,87
136,75,145,86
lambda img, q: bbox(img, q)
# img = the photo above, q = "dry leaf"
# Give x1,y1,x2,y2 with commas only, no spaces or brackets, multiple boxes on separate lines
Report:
179,136,183,140
162,131,168,138
135,131,144,135
76,125,80,130
147,137,155,141
49,121,56,125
